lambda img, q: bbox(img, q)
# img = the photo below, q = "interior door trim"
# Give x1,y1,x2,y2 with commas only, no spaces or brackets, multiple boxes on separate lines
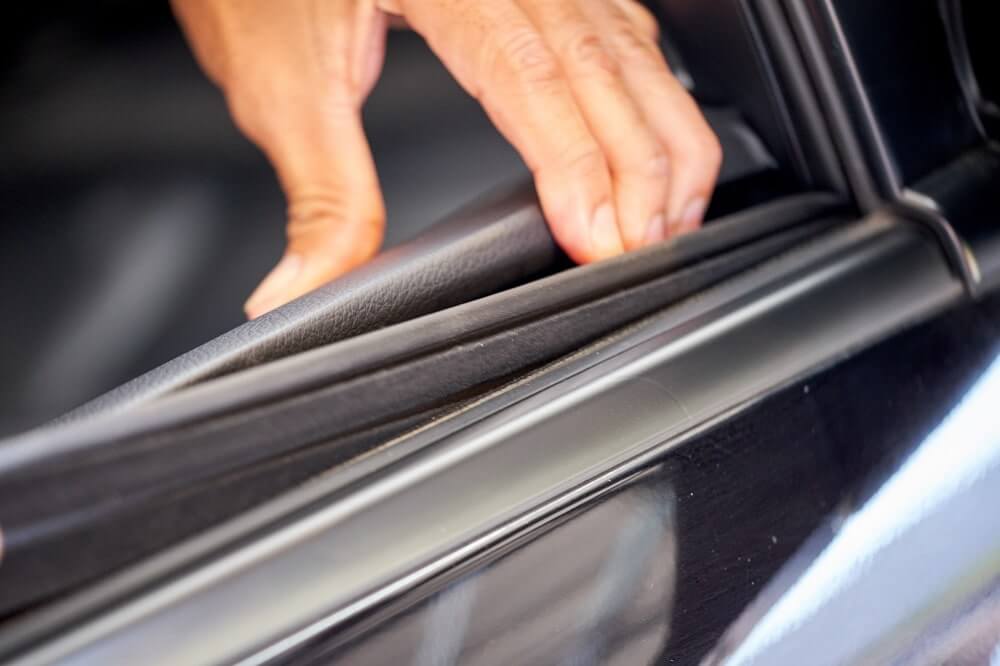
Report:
2,213,965,665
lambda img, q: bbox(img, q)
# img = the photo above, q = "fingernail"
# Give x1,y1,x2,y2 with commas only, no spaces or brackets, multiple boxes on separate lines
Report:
678,198,708,233
245,253,304,318
590,202,623,259
644,213,667,245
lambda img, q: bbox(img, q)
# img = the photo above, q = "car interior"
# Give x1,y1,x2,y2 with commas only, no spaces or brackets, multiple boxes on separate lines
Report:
0,0,847,437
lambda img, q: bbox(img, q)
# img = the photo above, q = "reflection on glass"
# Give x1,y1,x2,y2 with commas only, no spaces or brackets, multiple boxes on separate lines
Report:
711,353,1000,666
329,476,677,665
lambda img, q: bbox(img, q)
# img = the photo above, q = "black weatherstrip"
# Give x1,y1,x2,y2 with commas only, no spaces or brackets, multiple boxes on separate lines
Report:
2,213,965,665
0,193,845,616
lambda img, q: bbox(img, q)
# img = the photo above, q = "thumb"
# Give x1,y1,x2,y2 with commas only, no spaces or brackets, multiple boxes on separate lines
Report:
242,8,389,320
243,103,386,319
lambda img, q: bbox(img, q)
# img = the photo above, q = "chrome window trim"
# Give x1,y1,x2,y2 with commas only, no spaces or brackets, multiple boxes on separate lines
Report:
10,216,964,666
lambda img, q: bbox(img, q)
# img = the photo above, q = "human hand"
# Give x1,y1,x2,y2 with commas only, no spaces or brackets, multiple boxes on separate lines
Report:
173,0,722,319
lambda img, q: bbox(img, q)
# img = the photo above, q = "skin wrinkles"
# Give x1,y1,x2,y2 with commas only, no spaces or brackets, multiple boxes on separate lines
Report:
173,0,721,318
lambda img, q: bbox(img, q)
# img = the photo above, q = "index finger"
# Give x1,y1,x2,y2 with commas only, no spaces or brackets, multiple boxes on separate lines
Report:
395,0,624,262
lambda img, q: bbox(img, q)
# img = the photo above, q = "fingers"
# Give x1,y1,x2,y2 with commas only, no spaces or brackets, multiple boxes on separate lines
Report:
397,0,720,261
592,0,722,234
398,0,623,263
187,0,390,319
243,102,386,319
181,0,722,324
518,0,671,250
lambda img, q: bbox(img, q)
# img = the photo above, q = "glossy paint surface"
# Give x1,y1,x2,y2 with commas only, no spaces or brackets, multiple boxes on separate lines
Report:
712,350,1000,665
292,295,1000,664
9,218,971,666
7,219,993,666
318,474,678,665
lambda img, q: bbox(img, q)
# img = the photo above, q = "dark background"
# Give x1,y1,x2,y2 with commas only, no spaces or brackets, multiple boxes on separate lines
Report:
0,2,528,436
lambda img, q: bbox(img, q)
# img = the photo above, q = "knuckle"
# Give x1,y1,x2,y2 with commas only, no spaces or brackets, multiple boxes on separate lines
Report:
696,130,724,171
641,151,671,179
286,190,352,239
496,29,562,90
561,145,609,180
615,144,670,180
609,23,659,69
675,130,723,178
565,31,619,78
287,189,385,257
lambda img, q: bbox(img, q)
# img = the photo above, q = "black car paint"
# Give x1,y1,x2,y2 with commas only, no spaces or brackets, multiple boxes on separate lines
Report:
1,1,999,664
309,292,1000,665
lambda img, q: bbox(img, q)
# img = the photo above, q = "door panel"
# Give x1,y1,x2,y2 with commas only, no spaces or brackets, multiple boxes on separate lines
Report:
0,195,847,617
310,291,1000,666
0,210,970,663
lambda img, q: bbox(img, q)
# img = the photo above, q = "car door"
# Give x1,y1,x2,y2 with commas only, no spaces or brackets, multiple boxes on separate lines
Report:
0,1,998,664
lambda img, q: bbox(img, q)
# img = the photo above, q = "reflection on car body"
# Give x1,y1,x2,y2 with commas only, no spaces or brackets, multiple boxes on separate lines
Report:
1,1,1000,664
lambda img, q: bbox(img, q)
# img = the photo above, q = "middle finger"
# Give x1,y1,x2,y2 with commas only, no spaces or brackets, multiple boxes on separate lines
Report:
517,0,672,249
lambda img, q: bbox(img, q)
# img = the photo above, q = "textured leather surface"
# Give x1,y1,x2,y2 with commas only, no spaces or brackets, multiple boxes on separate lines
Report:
0,4,794,439
0,193,846,614
56,167,809,426
59,181,558,423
